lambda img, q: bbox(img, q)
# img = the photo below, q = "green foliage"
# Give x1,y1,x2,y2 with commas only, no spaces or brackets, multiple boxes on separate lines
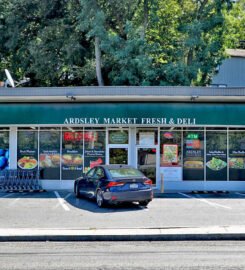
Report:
0,0,241,86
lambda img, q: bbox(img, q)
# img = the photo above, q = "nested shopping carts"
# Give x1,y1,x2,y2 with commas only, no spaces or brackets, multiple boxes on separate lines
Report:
0,169,43,192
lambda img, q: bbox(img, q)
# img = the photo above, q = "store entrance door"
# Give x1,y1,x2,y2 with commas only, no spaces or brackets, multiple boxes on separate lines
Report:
137,148,156,185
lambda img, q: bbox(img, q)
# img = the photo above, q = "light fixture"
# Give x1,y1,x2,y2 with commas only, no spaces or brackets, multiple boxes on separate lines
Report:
190,95,199,101
66,95,76,101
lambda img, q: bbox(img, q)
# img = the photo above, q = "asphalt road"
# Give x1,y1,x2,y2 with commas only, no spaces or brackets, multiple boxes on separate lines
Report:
0,241,245,270
1,191,245,229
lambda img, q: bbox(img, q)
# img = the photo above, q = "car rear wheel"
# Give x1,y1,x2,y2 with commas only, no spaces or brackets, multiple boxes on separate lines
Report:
139,200,150,207
96,190,105,208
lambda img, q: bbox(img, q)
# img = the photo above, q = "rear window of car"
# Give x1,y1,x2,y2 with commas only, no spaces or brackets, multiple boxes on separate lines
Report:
109,168,144,178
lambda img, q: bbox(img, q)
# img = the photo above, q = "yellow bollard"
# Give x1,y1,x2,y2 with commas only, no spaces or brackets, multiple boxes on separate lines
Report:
161,174,164,193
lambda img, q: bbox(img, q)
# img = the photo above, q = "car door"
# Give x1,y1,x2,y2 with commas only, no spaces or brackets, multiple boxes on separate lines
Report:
83,167,97,198
87,167,106,198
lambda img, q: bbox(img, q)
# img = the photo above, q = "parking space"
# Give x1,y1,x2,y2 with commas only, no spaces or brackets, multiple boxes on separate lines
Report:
1,191,245,229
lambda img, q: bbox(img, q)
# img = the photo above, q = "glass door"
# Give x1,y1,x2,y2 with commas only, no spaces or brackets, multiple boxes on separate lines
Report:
137,148,157,184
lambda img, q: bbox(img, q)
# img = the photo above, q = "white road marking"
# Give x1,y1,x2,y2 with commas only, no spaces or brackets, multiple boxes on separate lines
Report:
0,193,15,199
54,191,70,211
53,192,72,210
179,192,232,210
9,198,21,206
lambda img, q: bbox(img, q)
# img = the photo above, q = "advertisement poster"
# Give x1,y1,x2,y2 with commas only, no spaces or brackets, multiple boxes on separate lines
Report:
160,167,182,181
229,132,245,180
206,132,227,180
162,144,178,165
62,149,83,179
17,149,38,170
183,132,204,180
17,131,38,170
84,149,105,173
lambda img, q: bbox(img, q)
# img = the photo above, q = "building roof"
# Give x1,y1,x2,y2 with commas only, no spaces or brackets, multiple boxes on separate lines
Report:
0,86,244,103
226,49,245,58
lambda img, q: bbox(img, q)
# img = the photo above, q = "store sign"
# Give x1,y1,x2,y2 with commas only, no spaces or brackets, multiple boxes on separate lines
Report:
63,117,196,126
1,103,245,126
109,131,128,144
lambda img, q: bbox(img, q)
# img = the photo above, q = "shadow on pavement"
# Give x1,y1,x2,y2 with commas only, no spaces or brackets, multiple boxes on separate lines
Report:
66,193,147,213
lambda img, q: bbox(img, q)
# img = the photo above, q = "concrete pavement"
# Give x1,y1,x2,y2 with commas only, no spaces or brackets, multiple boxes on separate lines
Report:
1,191,245,241
2,226,245,241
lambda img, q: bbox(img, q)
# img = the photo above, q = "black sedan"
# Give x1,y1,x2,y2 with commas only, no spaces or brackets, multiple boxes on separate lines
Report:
74,165,153,207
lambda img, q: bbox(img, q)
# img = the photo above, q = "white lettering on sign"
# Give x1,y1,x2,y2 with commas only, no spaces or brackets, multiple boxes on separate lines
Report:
64,117,196,126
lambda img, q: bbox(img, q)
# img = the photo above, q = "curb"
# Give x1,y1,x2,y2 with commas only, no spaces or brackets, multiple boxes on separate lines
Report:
1,227,245,241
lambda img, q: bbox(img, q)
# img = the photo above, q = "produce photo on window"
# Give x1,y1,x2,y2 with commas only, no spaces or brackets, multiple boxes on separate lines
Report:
206,131,227,181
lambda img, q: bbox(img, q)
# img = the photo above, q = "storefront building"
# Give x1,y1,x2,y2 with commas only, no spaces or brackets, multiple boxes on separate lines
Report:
0,86,245,191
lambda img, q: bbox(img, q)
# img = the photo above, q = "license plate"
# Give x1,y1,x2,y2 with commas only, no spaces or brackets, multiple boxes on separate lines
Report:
130,183,138,189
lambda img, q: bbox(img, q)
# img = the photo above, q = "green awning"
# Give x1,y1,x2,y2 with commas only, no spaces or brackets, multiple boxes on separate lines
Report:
0,102,244,126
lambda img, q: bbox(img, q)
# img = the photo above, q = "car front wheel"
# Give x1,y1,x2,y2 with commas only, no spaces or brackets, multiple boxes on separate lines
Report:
96,190,105,208
75,184,81,198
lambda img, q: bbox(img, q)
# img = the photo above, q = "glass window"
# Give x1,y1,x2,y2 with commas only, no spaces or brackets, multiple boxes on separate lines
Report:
109,168,144,178
160,131,182,167
96,167,105,179
229,131,245,181
183,131,204,180
84,131,106,173
0,131,9,170
39,131,60,180
109,148,128,164
62,130,83,180
17,130,38,170
87,167,96,178
206,131,227,181
137,129,158,145
109,130,128,144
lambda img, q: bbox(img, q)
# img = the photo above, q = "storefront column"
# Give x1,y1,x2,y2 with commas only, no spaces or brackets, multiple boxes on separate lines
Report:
129,127,137,168
9,126,17,169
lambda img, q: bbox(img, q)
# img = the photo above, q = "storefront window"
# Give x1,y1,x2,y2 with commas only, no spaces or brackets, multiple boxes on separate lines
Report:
109,148,128,164
229,131,245,181
17,130,38,171
160,130,182,181
183,131,204,180
206,131,227,181
0,130,9,170
39,130,60,180
62,130,83,180
84,130,106,173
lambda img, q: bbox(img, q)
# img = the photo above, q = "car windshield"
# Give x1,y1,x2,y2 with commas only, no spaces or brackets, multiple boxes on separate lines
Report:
109,168,144,178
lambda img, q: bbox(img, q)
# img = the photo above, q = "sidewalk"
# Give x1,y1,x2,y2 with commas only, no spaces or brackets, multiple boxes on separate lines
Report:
1,226,245,241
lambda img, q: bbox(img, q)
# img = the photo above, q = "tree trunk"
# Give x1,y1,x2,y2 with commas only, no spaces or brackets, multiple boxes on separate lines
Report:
143,0,149,39
95,36,104,86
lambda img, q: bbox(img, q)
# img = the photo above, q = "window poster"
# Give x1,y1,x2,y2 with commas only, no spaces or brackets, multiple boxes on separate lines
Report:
17,131,38,170
62,131,83,180
183,132,204,180
84,131,106,173
162,144,178,165
39,131,60,180
139,132,155,145
206,132,227,181
229,132,245,180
